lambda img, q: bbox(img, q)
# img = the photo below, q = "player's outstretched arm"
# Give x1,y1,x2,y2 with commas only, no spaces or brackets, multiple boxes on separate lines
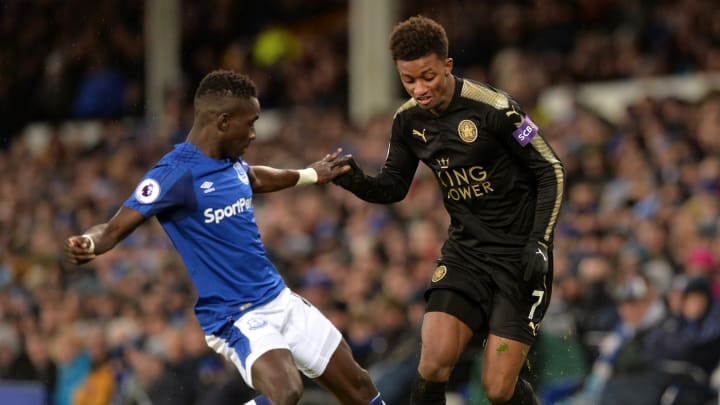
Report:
65,206,145,265
332,156,413,204
249,148,351,193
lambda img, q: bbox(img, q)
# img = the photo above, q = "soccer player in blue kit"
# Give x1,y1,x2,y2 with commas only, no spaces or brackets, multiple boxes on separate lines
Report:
65,70,385,405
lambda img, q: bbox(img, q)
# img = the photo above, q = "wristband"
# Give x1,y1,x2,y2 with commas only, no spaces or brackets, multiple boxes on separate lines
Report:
295,168,318,186
81,234,96,254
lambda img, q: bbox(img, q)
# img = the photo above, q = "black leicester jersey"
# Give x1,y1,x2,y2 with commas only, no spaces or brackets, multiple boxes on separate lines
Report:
336,76,565,250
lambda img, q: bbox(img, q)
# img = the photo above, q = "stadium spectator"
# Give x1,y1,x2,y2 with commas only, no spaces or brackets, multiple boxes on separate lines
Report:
644,276,720,404
52,327,91,405
72,324,115,405
557,274,667,405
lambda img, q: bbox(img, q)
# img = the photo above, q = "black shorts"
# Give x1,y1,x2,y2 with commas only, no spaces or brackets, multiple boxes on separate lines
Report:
425,244,553,345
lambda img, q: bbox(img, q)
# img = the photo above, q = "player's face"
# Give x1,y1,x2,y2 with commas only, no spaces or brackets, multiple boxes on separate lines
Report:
396,53,454,114
219,97,260,159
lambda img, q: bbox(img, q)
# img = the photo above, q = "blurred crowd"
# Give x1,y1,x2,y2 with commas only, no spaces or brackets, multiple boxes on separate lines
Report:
3,0,720,142
2,0,720,404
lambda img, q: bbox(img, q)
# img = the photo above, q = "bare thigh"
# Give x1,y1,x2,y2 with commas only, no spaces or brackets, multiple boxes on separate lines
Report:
251,348,303,403
418,311,474,381
313,339,378,405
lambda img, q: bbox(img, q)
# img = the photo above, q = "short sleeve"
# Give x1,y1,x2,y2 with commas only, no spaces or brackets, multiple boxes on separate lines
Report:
124,163,193,218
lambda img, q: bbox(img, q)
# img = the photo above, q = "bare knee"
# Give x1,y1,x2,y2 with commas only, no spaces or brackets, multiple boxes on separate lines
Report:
418,355,455,381
254,366,303,405
261,373,303,405
417,311,473,382
482,376,516,405
480,335,532,404
251,349,304,405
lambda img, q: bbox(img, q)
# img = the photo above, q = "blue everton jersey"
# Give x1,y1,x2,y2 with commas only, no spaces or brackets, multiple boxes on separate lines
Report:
124,142,285,333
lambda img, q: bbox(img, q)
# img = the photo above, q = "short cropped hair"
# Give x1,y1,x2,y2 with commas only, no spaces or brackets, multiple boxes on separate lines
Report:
389,16,448,62
194,70,257,103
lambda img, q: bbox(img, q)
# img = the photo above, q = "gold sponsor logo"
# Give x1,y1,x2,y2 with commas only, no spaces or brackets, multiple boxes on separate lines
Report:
457,119,478,143
412,128,428,143
432,265,447,282
434,165,494,201
436,157,450,169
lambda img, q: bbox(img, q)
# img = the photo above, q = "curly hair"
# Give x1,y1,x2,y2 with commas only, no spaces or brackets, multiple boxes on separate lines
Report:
194,69,257,103
389,15,448,62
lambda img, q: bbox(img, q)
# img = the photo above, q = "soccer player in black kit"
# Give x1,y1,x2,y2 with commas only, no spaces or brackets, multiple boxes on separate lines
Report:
333,16,565,405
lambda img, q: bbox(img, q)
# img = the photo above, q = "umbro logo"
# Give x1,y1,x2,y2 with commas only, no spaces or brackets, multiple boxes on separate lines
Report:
201,181,215,194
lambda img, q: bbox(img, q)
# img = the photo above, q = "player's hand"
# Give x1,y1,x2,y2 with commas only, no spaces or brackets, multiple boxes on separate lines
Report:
522,240,549,282
309,148,353,184
65,235,97,265
331,156,362,188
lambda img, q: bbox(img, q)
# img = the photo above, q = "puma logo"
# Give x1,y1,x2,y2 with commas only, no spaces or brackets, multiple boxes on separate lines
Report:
536,248,547,262
412,128,428,143
528,321,540,336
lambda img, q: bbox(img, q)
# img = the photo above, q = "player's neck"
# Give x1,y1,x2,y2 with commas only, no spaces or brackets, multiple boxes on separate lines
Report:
186,126,222,160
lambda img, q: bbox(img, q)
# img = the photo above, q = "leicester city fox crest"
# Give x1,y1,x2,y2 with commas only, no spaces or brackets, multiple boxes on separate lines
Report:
457,119,478,143
432,265,448,282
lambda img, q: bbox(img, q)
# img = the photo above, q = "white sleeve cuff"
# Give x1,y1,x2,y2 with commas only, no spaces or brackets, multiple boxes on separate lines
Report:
295,168,318,186
81,234,96,253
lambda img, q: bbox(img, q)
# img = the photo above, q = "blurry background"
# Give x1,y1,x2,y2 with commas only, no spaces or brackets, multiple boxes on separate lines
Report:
2,0,720,404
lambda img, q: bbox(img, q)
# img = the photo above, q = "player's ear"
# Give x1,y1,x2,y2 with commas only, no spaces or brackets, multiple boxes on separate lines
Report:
445,58,454,76
217,112,230,131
